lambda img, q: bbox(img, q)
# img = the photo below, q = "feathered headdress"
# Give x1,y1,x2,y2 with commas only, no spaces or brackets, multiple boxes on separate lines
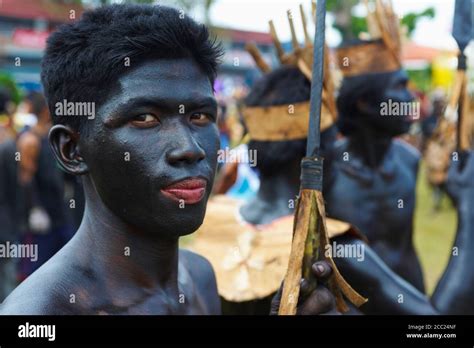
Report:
337,0,402,77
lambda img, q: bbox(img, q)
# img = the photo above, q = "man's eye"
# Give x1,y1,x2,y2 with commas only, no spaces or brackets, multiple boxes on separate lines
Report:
130,114,160,127
190,113,212,126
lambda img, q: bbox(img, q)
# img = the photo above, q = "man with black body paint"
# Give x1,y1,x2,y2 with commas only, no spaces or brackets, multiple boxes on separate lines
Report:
324,68,425,292
0,4,335,315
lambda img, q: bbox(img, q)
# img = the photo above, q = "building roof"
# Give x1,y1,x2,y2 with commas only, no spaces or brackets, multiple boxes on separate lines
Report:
0,0,84,23
402,41,457,62
212,26,273,45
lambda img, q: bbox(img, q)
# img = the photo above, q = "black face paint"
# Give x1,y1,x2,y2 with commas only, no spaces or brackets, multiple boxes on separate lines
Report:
79,58,220,239
363,69,415,136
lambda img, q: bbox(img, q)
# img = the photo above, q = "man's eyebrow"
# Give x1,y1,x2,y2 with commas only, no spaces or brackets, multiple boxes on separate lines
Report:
114,97,166,115
116,96,217,114
104,96,217,126
192,97,218,110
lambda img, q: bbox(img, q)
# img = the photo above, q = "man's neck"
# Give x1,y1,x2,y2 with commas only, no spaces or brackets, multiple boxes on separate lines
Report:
241,163,301,225
257,170,300,204
348,127,393,169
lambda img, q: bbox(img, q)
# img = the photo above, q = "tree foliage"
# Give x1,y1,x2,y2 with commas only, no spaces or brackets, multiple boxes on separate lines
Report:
327,0,436,41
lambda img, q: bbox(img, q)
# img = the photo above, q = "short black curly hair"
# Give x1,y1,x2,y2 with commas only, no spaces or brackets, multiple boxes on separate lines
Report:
41,4,223,135
244,66,310,176
244,65,311,107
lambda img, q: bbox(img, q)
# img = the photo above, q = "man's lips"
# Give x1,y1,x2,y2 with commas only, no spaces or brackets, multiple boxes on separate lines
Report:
161,178,207,205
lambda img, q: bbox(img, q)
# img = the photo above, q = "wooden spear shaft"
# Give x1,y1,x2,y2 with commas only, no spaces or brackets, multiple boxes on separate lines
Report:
278,0,367,315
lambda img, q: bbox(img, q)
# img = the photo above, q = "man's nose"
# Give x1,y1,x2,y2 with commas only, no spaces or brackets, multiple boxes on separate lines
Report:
166,126,205,165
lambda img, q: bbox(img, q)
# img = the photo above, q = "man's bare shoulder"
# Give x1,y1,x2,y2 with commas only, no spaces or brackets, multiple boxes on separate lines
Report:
0,251,83,315
179,249,220,314
0,248,220,315
393,138,421,170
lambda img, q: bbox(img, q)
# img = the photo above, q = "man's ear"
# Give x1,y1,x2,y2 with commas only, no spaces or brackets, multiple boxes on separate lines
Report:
48,124,88,175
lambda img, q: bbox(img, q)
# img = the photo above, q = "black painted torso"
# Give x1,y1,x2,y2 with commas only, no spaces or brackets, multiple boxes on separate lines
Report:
324,138,425,291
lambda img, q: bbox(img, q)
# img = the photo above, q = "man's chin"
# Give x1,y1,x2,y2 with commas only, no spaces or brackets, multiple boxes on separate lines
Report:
126,220,203,241
375,122,410,137
178,223,203,237
112,195,209,238
152,209,206,238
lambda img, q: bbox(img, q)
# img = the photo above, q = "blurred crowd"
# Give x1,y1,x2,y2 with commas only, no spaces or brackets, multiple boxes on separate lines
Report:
0,85,84,301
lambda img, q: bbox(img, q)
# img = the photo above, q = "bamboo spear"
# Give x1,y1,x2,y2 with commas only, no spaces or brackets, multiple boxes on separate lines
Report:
278,0,366,315
453,0,473,163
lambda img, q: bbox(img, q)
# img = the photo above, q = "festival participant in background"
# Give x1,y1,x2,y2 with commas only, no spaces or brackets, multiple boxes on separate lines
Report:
0,112,18,301
424,90,457,212
0,4,336,315
421,90,447,149
0,87,16,144
0,85,19,301
325,1,425,291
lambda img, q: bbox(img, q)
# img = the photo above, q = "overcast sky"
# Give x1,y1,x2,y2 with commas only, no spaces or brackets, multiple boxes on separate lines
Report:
199,0,458,50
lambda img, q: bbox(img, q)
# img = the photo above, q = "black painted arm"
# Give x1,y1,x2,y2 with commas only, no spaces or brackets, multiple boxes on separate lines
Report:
335,152,474,315
431,152,474,314
334,235,438,315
